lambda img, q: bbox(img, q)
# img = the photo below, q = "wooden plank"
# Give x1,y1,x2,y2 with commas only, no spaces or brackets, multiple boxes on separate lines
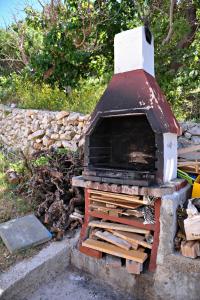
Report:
82,239,148,263
106,203,117,208
90,195,142,205
89,211,155,231
109,230,152,249
178,161,199,167
88,220,150,235
89,189,147,204
178,145,200,155
94,230,132,250
89,189,141,200
90,195,142,207
120,209,143,218
90,204,123,215
89,198,141,210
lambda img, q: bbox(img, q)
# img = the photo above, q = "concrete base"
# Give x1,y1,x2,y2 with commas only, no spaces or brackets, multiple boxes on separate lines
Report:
1,231,200,300
1,184,200,300
0,233,78,300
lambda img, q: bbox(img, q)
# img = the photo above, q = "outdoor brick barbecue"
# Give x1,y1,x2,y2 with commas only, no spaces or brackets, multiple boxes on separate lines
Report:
73,26,189,274
84,26,181,187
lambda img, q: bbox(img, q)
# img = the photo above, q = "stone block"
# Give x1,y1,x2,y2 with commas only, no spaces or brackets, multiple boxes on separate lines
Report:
56,111,70,120
184,132,192,139
51,133,60,140
60,132,72,140
0,214,52,253
191,136,200,144
33,142,42,150
28,130,45,140
188,125,200,136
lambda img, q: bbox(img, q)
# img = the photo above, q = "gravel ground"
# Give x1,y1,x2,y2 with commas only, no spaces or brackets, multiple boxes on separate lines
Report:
28,267,132,300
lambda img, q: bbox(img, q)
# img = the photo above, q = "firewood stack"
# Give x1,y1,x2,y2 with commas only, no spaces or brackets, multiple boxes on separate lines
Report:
80,189,156,274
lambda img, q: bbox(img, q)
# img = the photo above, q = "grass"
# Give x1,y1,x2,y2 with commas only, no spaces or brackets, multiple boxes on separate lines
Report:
0,151,42,272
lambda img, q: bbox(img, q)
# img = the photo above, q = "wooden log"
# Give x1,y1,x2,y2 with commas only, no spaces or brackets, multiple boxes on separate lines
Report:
109,230,152,249
82,239,148,263
94,230,132,250
88,221,150,235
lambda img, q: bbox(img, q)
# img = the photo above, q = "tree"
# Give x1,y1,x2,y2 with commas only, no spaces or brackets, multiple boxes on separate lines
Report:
0,0,199,119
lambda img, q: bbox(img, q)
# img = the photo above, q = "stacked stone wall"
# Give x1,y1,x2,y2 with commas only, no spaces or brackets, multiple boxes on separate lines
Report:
0,104,199,153
0,105,89,153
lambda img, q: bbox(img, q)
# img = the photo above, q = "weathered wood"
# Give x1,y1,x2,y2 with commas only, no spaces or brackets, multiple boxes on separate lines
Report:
109,230,152,249
178,145,200,155
95,230,132,250
89,198,141,210
120,209,143,218
181,240,200,258
82,239,148,263
89,189,146,204
90,195,142,207
106,203,117,208
88,221,150,235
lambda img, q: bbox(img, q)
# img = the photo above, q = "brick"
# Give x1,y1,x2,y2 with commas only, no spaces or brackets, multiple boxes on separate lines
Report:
126,259,143,274
79,245,102,259
105,254,122,268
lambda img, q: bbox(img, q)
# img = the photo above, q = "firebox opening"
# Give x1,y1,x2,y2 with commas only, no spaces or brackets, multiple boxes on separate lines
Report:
88,114,156,172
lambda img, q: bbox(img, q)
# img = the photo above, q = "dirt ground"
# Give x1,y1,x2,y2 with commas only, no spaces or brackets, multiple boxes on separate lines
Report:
0,181,38,272
28,267,133,300
0,151,39,271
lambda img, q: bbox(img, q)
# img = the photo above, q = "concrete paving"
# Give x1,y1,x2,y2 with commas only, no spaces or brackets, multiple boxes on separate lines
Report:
0,214,52,253
28,267,132,300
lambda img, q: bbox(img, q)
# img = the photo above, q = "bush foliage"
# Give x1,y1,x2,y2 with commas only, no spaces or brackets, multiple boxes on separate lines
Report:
0,73,107,113
0,1,199,120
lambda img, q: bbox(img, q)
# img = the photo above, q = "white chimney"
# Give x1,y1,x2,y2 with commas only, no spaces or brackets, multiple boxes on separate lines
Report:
114,26,155,77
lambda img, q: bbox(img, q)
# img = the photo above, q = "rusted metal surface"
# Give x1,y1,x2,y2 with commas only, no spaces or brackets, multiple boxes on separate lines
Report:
88,69,181,136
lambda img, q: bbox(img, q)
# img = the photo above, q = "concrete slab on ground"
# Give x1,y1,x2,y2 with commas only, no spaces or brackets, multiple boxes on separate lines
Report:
28,267,131,300
0,214,52,253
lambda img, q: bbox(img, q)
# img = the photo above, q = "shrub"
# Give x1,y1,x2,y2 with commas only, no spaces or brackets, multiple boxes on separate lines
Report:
67,76,108,114
0,73,109,114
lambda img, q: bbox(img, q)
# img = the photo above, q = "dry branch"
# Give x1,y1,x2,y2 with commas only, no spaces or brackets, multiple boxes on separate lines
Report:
18,149,84,240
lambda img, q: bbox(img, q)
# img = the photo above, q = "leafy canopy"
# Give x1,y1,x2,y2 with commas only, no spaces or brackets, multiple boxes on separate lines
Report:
0,0,199,120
